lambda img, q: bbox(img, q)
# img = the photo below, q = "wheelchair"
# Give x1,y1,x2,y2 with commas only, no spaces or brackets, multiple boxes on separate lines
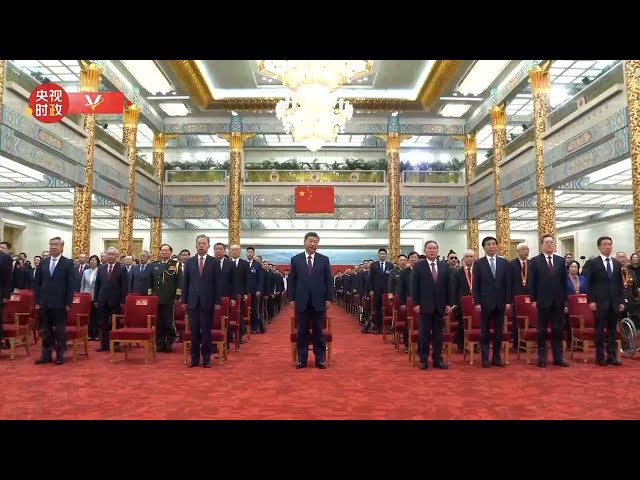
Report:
619,302,640,358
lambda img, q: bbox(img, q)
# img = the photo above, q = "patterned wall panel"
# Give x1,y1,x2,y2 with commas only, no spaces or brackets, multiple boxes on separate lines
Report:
93,144,130,204
164,194,227,208
499,147,537,205
543,106,628,168
0,125,84,185
469,173,495,218
134,194,159,218
134,172,160,216
163,206,226,219
544,127,630,187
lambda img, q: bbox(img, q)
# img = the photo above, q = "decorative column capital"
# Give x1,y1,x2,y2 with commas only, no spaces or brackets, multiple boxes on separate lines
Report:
374,132,411,152
463,132,477,153
490,104,507,130
123,104,140,128
528,65,551,94
218,132,255,152
153,133,177,152
79,62,102,93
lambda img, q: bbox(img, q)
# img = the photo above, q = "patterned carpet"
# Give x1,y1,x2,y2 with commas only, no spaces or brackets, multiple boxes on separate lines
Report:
1,303,639,420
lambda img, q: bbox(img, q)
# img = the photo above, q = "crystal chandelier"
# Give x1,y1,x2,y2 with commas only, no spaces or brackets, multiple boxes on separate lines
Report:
258,60,372,151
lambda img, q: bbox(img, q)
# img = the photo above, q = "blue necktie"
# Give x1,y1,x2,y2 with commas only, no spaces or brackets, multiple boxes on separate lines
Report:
490,257,496,278
606,257,612,279
307,255,313,274
49,257,57,276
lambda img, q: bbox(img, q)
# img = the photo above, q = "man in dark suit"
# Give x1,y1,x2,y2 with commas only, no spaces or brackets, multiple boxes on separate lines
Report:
289,231,333,369
182,234,217,368
583,236,625,366
452,249,476,353
472,236,512,368
74,253,89,292
94,247,129,352
245,247,264,334
369,249,393,334
213,242,235,347
398,251,419,354
510,243,531,350
0,248,13,343
229,244,249,344
33,237,75,365
529,235,569,367
129,250,153,295
411,241,452,370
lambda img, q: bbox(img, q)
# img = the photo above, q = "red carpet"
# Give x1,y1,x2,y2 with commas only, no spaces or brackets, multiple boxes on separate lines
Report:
1,304,639,420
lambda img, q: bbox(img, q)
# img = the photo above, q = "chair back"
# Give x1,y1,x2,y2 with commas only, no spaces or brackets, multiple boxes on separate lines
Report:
66,292,92,326
212,297,230,329
470,308,482,330
123,294,158,328
174,299,186,322
243,294,251,317
3,292,33,325
461,295,474,318
382,294,394,315
567,294,593,328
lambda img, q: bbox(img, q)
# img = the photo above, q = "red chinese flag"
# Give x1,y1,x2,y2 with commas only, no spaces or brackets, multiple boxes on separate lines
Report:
67,92,125,115
294,186,335,214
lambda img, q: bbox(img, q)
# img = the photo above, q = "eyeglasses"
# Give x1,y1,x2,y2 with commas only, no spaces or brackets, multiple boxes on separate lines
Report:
449,257,458,260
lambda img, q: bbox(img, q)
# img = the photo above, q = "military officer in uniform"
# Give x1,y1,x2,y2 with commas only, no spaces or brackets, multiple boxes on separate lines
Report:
149,243,182,352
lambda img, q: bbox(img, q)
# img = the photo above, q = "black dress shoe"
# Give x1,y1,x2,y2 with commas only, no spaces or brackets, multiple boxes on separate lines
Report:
433,361,449,370
295,362,306,369
553,360,570,367
55,358,64,365
482,361,490,368
35,357,52,365
203,362,212,368
597,360,608,366
315,363,327,369
188,361,198,368
492,359,505,368
538,361,547,368
419,362,428,370
607,358,622,366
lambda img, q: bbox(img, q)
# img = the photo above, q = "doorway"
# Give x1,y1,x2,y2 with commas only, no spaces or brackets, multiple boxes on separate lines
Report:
559,236,575,258
2,223,25,255
104,239,144,259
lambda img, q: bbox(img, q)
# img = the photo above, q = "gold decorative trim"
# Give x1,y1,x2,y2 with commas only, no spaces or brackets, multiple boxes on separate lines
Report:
417,60,465,110
490,104,507,129
79,63,102,92
168,60,213,109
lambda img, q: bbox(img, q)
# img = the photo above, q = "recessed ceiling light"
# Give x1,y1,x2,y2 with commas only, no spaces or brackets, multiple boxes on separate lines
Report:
158,103,190,116
267,79,273,83
363,77,368,81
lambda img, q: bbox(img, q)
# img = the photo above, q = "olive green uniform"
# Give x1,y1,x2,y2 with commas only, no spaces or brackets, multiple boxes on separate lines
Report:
149,259,182,352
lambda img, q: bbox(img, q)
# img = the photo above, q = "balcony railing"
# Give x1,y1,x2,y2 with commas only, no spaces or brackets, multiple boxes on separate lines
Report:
165,169,228,183
244,170,387,183
401,171,464,184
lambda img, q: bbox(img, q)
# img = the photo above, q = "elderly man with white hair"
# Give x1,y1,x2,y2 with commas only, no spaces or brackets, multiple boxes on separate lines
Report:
229,244,250,345
509,242,531,350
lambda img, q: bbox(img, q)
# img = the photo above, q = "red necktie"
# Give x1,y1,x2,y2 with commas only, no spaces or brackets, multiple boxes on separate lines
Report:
199,257,204,276
107,264,113,279
431,262,438,281
547,256,554,273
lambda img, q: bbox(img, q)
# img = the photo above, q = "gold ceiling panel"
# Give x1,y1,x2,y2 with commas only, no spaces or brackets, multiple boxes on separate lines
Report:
168,60,463,113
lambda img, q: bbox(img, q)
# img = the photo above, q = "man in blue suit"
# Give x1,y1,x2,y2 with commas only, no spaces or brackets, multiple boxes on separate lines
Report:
289,232,333,369
33,237,76,365
472,236,512,368
182,234,217,368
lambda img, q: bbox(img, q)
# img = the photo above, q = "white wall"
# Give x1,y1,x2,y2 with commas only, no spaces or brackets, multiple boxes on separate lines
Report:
557,214,634,260
0,212,72,258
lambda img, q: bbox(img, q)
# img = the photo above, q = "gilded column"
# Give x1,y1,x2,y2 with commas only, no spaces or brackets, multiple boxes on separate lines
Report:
150,133,166,260
386,132,402,260
0,60,6,107
490,104,510,258
118,104,140,256
219,130,254,246
464,133,479,256
71,63,102,258
529,64,556,243
624,60,640,254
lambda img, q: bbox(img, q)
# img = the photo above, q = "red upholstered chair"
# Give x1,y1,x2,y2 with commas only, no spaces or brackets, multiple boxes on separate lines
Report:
463,309,511,365
515,295,565,364
461,295,474,329
1,292,32,359
65,292,91,361
227,294,241,351
16,289,38,343
173,300,186,342
442,309,455,364
289,310,333,366
568,294,622,363
211,297,230,363
109,295,158,363
382,294,394,343
393,295,406,352
406,297,420,365
244,293,252,340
